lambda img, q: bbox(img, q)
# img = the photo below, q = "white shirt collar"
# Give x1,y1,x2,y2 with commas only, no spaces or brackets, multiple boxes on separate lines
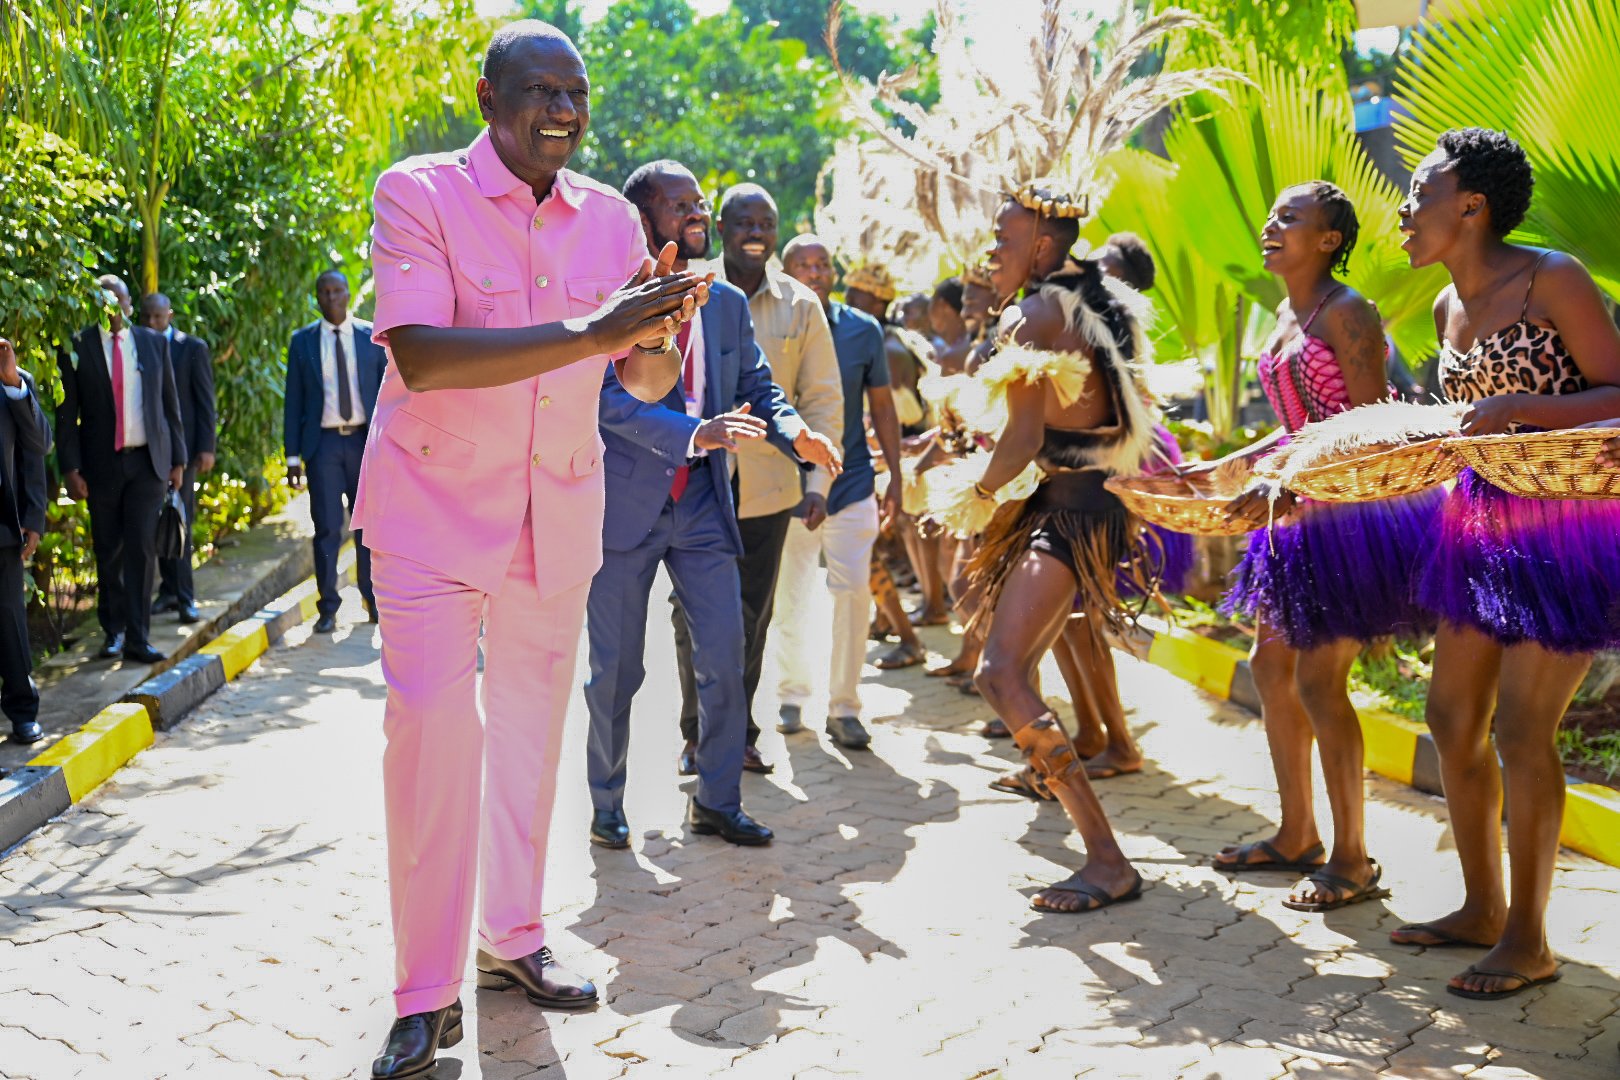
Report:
321,317,354,334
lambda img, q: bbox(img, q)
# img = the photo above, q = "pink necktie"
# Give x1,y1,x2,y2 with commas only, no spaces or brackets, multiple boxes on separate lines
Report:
111,332,126,451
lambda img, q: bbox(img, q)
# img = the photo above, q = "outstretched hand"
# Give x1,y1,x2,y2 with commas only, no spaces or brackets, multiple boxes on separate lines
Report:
793,429,843,477
1224,482,1292,528
694,402,768,452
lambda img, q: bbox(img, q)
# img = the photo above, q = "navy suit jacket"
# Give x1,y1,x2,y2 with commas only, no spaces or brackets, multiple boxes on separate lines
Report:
283,319,386,462
599,280,807,555
167,329,217,459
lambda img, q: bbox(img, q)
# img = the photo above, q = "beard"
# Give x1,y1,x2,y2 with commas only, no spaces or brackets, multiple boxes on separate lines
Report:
657,221,711,261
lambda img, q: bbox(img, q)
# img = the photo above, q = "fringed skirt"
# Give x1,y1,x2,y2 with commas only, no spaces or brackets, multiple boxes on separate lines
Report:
1222,487,1443,651
969,470,1149,636
1416,469,1620,653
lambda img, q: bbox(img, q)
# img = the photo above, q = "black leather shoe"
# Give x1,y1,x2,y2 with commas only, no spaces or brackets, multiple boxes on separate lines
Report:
314,614,337,634
99,633,125,659
151,596,178,615
122,642,166,664
589,808,630,849
370,998,462,1079
176,603,200,624
677,740,697,777
9,720,43,745
688,798,773,846
741,745,775,774
476,946,598,1009
826,715,871,750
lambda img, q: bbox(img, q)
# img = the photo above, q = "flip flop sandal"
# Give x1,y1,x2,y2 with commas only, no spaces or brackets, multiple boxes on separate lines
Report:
1390,923,1494,949
978,718,1011,739
874,643,925,670
1031,872,1144,914
989,766,1052,801
957,681,981,697
1212,839,1327,875
927,664,971,678
1281,861,1391,913
1084,761,1143,781
1445,966,1562,1001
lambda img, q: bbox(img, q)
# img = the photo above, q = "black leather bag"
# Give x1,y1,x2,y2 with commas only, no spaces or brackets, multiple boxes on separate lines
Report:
154,489,188,561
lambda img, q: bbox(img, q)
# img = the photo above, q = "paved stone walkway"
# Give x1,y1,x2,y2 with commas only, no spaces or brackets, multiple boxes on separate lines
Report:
2,579,1618,1079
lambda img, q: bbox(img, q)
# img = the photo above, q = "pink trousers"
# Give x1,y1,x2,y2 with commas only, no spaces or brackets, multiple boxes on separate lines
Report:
374,518,589,1017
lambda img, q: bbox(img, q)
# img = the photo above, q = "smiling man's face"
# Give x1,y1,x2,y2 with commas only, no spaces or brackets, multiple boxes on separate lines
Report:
477,35,589,189
720,193,778,276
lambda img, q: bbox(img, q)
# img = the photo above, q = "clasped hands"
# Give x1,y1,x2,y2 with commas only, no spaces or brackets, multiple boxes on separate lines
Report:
592,241,713,355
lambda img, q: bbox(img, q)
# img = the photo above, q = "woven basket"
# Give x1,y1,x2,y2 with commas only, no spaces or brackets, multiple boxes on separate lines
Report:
1446,428,1620,500
1104,473,1258,536
1270,439,1462,503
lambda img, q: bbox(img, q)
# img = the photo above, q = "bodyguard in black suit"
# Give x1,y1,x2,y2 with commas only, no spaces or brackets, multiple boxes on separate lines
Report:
57,275,188,665
283,270,383,633
0,337,52,744
140,293,217,624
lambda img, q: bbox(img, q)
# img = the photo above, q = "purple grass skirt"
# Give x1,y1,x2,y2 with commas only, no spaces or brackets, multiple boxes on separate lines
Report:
1222,488,1444,650
1120,524,1194,597
1415,469,1620,654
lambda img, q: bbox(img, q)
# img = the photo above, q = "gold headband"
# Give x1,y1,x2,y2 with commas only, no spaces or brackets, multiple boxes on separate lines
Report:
1011,185,1090,220
844,264,898,302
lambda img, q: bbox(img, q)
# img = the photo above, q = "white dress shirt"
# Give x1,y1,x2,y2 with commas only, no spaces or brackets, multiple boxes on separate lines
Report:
98,325,147,448
319,318,367,428
682,309,708,460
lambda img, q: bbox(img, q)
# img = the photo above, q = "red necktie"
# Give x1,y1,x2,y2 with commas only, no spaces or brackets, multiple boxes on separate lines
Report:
111,332,126,451
668,321,696,502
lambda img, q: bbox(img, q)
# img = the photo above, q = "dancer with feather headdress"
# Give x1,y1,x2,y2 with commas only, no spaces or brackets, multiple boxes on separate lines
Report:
836,0,1239,912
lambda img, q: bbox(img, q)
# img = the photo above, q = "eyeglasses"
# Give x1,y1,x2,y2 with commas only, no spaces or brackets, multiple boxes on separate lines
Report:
667,198,712,217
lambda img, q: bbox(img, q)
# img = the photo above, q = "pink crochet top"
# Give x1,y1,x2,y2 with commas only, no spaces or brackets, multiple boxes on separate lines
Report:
1257,287,1353,433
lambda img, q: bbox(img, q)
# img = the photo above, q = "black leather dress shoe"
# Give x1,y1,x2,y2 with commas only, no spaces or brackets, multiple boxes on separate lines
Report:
741,745,775,774
475,946,598,1009
826,715,871,750
99,633,125,659
176,603,200,624
677,740,697,777
151,596,178,615
122,642,166,664
9,720,43,745
688,798,773,846
589,808,630,849
314,614,337,634
370,998,462,1079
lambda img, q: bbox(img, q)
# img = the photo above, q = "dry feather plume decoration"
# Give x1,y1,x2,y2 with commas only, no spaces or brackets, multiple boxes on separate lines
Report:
827,0,1245,248
924,452,1045,536
813,137,942,294
1257,401,1469,489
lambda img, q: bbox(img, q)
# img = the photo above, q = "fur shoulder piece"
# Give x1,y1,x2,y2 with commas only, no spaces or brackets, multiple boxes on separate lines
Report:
953,345,1092,436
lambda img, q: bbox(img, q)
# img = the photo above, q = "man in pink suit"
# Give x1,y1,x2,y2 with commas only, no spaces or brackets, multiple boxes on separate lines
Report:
358,21,708,1079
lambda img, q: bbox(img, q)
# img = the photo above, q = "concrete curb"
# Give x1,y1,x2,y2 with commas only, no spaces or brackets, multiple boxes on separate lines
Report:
0,548,355,857
1131,615,1620,870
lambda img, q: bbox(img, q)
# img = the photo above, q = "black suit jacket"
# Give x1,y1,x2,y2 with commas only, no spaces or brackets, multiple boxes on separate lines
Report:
282,319,385,462
57,325,187,486
0,372,51,547
167,328,217,459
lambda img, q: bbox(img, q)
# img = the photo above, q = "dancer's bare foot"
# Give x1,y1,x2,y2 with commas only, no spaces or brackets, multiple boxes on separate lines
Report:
909,605,949,627
1389,906,1504,949
1083,744,1143,780
1031,862,1142,913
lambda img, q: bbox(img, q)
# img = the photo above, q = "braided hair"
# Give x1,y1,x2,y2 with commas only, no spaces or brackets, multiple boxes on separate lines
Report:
1286,181,1360,276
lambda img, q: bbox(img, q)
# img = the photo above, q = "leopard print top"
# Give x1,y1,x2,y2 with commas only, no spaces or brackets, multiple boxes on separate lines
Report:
1438,251,1588,405
1438,319,1588,405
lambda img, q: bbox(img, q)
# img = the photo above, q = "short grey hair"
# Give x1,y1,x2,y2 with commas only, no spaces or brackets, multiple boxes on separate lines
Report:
483,20,579,86
780,233,828,264
718,183,777,222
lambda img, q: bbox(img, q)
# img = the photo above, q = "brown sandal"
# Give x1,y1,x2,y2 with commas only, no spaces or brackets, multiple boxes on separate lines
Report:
875,642,925,670
989,765,1053,801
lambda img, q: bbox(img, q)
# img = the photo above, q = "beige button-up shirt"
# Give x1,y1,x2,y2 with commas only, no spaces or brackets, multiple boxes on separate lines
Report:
702,260,843,519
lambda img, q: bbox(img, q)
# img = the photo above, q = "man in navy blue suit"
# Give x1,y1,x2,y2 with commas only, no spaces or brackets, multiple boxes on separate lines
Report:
583,160,841,849
283,269,385,633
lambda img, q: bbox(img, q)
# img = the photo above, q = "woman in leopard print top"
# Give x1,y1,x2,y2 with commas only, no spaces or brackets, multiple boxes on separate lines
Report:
1393,128,1620,1002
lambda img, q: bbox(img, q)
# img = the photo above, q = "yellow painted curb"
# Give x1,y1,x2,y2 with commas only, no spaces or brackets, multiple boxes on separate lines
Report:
1357,709,1425,786
1146,628,1244,699
28,703,155,802
1562,784,1620,866
298,593,320,621
199,618,271,681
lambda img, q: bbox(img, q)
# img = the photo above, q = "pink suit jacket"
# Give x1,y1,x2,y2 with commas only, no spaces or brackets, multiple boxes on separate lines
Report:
354,130,645,598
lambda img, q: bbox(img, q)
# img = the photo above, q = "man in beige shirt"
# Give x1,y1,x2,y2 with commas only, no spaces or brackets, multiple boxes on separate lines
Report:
673,183,844,774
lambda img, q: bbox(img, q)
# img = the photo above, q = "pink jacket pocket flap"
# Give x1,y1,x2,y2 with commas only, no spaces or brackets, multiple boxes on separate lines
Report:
570,440,602,478
385,409,476,469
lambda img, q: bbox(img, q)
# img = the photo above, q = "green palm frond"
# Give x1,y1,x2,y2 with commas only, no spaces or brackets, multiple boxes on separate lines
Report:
1396,0,1620,298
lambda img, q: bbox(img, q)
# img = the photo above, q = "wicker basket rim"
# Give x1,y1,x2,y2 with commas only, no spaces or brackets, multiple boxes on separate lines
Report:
1444,427,1620,449
1103,473,1245,504
1285,437,1453,479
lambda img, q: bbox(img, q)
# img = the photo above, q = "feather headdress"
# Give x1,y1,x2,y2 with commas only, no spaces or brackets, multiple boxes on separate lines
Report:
829,0,1245,236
